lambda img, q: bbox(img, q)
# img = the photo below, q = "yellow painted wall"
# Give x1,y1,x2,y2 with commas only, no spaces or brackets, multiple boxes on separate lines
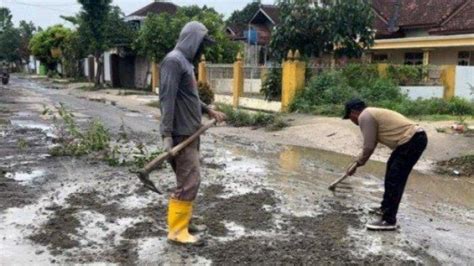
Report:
373,48,471,65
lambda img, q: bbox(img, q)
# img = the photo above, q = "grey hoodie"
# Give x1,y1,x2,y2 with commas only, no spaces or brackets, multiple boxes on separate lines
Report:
159,21,210,137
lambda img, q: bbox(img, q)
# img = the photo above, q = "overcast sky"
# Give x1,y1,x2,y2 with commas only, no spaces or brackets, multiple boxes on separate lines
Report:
1,0,275,28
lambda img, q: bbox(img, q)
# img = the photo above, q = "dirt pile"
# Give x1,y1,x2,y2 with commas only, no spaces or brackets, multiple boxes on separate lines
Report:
195,184,279,237
436,155,474,177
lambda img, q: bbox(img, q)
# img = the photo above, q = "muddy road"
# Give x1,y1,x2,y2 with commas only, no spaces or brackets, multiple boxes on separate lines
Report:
1,77,473,265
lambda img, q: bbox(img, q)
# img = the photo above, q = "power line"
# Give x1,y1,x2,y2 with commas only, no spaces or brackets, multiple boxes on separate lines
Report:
8,0,79,7
5,0,77,13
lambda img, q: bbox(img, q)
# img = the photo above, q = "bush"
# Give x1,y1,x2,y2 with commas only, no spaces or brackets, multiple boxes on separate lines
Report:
386,65,422,85
292,65,407,113
198,81,214,105
291,71,356,113
261,68,282,101
342,64,379,89
378,97,474,117
359,78,403,103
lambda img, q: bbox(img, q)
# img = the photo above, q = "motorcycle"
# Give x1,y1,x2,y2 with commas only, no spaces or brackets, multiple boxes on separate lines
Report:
1,73,9,85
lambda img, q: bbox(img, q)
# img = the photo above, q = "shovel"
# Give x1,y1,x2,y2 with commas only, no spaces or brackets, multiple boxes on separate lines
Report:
136,119,217,194
328,162,358,191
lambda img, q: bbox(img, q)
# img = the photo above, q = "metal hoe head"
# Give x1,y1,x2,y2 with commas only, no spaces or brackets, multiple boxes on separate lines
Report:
136,170,162,194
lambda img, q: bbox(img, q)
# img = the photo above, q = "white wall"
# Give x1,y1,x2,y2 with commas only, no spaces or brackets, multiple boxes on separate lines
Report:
210,78,262,94
400,86,444,100
455,66,474,101
104,51,112,82
35,60,41,75
83,59,88,77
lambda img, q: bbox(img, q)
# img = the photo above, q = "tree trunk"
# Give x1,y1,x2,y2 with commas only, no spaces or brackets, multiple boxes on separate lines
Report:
94,53,103,87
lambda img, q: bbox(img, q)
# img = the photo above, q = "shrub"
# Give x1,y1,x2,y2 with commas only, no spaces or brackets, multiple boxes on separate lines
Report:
291,70,360,112
386,65,422,85
447,97,474,116
198,81,214,105
261,67,282,101
342,64,379,89
378,97,474,117
359,77,404,103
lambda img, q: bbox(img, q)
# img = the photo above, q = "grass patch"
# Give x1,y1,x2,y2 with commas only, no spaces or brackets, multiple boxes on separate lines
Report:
216,103,288,131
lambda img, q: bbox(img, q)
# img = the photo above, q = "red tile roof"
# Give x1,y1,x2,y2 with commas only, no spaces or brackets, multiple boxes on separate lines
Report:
431,0,474,34
128,1,178,17
372,0,474,36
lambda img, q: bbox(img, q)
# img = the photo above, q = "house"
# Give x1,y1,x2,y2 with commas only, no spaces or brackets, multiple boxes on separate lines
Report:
370,0,474,66
234,1,474,67
100,1,179,88
245,5,280,65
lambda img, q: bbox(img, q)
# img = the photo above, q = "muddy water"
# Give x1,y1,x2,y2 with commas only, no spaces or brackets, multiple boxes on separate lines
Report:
213,141,474,264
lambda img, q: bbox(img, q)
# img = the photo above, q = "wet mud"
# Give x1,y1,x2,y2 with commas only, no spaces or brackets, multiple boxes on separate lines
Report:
1,78,472,265
196,184,279,236
436,155,474,177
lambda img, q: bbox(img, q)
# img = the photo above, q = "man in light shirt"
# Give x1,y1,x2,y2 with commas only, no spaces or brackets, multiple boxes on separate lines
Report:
344,99,428,231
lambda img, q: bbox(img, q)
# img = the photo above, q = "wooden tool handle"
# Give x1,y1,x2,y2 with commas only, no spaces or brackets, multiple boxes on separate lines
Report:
143,119,217,173
328,162,358,190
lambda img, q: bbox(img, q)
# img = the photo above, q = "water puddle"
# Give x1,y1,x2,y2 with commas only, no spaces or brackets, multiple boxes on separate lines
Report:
5,169,45,182
124,112,144,118
137,238,212,265
10,119,56,138
0,204,55,265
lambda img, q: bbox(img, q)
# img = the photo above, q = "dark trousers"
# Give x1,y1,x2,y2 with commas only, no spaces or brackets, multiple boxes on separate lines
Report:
381,132,428,224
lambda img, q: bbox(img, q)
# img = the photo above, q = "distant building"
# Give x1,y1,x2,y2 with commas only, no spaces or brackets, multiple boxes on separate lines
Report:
86,1,179,88
246,5,280,65
370,0,474,66
231,0,474,66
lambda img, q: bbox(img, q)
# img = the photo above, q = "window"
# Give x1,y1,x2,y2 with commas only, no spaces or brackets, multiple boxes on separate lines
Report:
458,51,471,66
404,52,423,65
372,54,388,62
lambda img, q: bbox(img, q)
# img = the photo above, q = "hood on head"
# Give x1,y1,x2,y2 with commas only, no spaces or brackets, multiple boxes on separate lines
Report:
175,21,209,61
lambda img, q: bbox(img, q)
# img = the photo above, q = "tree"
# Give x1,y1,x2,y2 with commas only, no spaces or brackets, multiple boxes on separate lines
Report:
29,25,71,73
61,6,134,80
226,1,261,26
134,5,240,64
0,7,13,32
18,21,37,67
270,0,374,61
77,0,112,87
133,13,178,62
0,8,21,63
105,6,137,49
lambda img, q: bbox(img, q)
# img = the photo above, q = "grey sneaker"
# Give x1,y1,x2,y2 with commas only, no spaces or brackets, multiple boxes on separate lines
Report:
366,219,397,231
368,206,384,216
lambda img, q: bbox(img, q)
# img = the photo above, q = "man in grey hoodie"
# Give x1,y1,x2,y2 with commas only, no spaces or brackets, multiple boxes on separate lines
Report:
160,21,225,245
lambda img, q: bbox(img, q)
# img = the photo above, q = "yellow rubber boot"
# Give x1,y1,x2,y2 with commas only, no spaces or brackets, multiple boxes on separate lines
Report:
167,198,200,245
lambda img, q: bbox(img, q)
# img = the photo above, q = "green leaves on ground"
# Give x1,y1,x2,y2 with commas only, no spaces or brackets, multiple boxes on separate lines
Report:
48,104,163,169
216,103,288,131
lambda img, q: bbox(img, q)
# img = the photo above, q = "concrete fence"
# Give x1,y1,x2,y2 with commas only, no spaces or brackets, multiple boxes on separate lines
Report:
148,51,472,113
